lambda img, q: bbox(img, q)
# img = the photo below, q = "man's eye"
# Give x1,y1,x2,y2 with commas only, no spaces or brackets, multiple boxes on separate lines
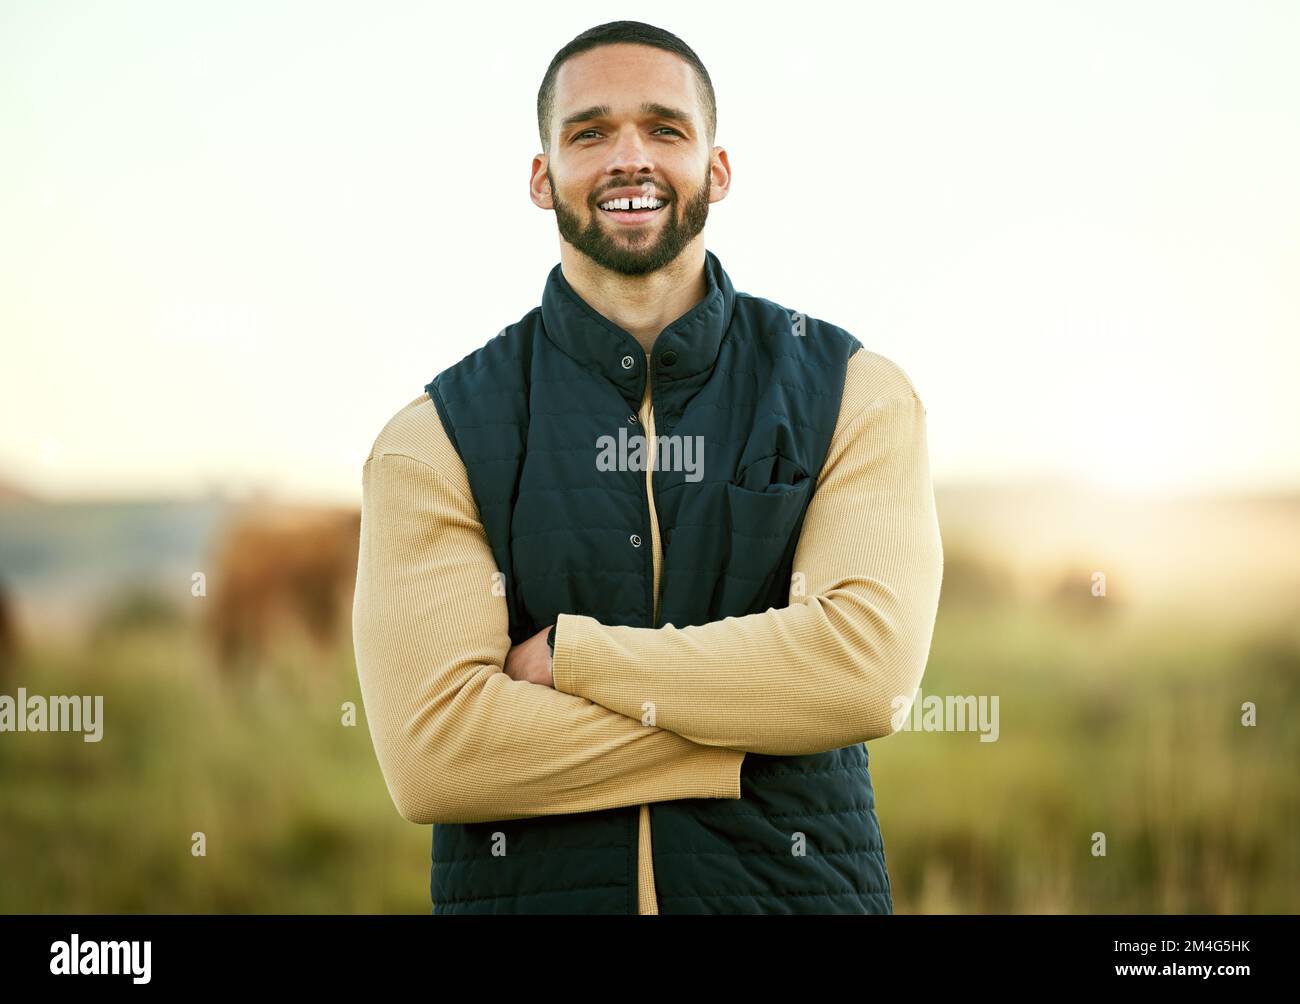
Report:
573,127,683,140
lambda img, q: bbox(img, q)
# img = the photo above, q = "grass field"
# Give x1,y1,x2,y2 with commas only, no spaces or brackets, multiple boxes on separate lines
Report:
2,586,1295,913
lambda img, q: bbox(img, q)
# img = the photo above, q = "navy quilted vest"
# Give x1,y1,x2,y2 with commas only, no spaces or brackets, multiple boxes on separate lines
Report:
423,249,892,914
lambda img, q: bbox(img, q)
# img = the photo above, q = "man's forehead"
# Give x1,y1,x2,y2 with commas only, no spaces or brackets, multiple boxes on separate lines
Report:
554,44,697,106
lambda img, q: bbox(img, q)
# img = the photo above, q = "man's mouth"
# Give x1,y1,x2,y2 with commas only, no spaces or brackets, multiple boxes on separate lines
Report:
597,196,668,224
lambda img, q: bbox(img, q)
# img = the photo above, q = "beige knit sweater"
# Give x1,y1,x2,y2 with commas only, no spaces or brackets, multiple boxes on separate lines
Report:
352,345,943,915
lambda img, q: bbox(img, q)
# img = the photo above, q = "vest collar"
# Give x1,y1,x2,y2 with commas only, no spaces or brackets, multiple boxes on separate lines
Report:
540,248,737,408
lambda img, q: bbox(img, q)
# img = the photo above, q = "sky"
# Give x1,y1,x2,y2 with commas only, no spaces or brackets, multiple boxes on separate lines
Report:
2,0,1297,504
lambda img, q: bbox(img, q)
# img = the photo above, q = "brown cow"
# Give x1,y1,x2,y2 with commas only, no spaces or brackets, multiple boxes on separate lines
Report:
204,503,361,671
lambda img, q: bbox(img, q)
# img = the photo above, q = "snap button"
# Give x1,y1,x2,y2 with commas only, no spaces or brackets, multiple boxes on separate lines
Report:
660,350,678,367
630,533,642,547
621,354,635,370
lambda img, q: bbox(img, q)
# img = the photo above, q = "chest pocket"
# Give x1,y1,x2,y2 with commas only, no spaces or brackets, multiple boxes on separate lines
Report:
717,452,813,616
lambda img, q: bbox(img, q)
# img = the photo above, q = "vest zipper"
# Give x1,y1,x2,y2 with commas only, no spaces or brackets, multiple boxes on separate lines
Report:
636,355,665,915
641,369,662,629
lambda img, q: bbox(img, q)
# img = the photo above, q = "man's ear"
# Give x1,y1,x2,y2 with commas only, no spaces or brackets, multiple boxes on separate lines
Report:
530,155,553,210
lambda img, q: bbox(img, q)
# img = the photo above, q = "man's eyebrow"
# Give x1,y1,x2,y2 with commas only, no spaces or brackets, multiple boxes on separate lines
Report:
560,102,696,132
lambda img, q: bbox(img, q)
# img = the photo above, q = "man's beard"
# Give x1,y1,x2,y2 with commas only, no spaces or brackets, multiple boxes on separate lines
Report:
549,166,711,276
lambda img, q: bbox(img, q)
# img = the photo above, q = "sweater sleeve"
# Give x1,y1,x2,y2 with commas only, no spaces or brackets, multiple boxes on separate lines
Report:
352,395,744,825
550,349,944,756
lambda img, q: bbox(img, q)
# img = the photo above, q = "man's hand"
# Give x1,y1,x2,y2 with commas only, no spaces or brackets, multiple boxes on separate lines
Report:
503,623,554,688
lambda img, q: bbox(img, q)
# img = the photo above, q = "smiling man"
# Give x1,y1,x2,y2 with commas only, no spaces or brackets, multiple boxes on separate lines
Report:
352,20,944,915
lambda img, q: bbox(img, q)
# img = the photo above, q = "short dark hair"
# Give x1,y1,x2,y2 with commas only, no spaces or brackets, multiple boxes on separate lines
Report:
537,21,717,154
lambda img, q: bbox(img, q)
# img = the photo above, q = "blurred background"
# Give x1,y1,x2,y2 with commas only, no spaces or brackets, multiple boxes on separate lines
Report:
2,0,1297,912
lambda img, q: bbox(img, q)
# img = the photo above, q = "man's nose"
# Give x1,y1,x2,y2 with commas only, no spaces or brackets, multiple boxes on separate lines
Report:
605,126,655,177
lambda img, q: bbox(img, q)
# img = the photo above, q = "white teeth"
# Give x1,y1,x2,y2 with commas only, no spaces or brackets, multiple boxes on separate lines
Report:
600,196,664,211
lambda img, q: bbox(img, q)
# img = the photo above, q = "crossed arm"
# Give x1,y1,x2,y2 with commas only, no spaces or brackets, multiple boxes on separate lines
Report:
551,367,944,756
352,350,942,824
352,441,743,826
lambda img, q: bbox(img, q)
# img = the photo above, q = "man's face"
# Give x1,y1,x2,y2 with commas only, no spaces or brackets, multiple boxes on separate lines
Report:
538,44,722,276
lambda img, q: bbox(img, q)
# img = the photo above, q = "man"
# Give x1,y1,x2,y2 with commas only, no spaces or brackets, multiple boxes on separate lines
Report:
352,20,943,915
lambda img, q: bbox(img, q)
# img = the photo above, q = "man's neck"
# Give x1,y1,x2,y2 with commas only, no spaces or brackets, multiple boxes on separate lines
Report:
558,242,709,356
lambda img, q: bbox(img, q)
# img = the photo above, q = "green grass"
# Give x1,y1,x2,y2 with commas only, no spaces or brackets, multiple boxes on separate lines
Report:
872,600,1300,912
0,627,430,913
